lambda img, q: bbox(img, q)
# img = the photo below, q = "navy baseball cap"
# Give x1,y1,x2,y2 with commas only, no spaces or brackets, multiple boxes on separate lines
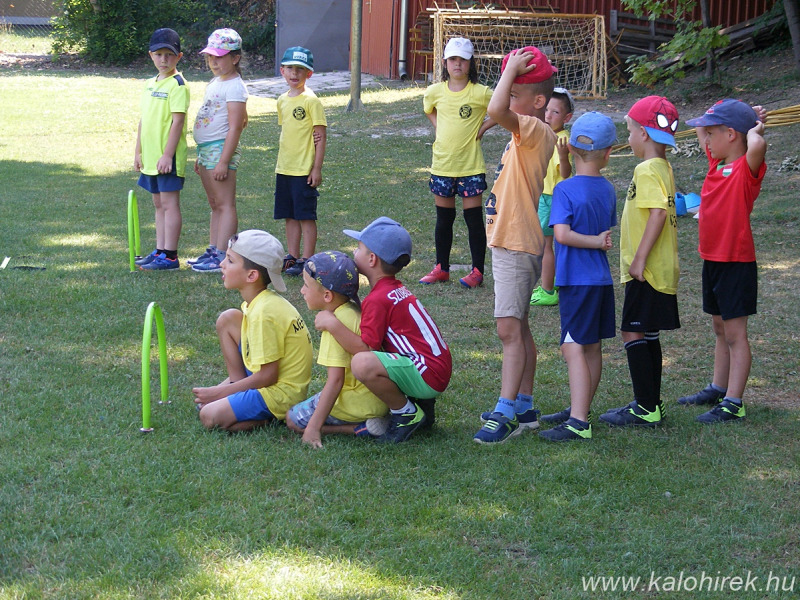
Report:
686,99,758,134
149,28,181,54
344,217,412,264
304,251,361,308
569,111,617,151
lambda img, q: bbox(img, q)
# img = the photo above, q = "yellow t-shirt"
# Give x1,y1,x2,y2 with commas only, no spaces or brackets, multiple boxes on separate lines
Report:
423,81,494,177
620,158,679,294
275,88,327,176
542,129,570,195
139,72,190,177
485,115,556,255
319,302,387,422
241,289,313,419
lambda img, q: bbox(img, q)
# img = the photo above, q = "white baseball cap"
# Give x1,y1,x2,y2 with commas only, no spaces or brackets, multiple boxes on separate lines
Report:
444,37,473,60
228,230,286,292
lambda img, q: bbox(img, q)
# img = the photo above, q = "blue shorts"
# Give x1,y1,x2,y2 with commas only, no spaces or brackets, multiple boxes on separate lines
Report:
228,388,275,422
196,139,241,170
538,193,554,236
621,279,680,332
138,171,185,193
559,285,616,345
702,260,757,320
274,174,319,220
286,393,355,429
429,174,487,199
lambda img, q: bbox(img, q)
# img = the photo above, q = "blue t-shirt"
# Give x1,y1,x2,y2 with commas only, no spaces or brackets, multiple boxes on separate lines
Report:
550,175,617,287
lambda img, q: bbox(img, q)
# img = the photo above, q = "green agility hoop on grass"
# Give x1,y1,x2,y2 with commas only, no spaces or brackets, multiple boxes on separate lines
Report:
127,189,141,272
141,301,168,432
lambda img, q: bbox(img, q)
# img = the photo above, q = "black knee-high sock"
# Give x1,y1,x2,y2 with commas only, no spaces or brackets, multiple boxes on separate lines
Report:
625,338,657,412
644,331,662,406
435,205,456,271
463,206,486,274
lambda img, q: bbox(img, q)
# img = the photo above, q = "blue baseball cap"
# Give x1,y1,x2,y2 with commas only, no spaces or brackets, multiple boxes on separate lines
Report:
569,111,617,151
686,99,758,134
304,251,361,308
281,46,314,72
343,217,412,264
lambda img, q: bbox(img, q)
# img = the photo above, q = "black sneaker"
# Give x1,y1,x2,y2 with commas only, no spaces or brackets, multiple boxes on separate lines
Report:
678,384,725,406
376,405,427,443
285,257,306,276
599,401,662,427
540,407,570,424
413,397,436,429
539,417,592,442
697,399,746,424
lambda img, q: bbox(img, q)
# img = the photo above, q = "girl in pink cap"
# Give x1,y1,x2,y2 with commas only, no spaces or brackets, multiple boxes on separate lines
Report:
190,28,249,273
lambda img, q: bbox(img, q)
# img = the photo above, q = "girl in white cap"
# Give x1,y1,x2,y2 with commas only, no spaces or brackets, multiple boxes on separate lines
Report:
421,37,496,289
190,28,249,273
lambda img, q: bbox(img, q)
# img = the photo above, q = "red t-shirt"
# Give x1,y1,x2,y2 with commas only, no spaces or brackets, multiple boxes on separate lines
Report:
698,147,766,262
360,277,452,393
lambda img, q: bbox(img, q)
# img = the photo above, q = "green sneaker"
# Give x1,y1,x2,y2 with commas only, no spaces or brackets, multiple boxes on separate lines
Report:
530,286,558,306
697,399,746,424
539,417,592,442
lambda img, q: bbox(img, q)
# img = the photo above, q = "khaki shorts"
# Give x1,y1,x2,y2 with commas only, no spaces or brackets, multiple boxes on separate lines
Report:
491,247,543,319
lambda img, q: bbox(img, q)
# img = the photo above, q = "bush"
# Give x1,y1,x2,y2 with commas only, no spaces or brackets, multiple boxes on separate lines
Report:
52,0,276,64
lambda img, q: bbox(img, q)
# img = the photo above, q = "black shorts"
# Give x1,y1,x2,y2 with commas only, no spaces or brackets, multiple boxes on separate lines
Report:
274,174,319,220
702,260,757,319
621,279,680,332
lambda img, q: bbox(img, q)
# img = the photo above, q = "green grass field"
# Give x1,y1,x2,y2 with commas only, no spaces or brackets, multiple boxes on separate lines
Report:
1,52,799,599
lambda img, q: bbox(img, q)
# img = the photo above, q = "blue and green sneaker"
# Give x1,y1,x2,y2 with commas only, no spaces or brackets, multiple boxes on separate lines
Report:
696,399,746,424
599,400,662,427
538,417,592,442
473,412,521,444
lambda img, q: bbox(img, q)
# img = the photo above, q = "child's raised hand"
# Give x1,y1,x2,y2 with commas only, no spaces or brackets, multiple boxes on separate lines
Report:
556,136,569,158
752,105,767,123
504,49,535,78
748,120,765,137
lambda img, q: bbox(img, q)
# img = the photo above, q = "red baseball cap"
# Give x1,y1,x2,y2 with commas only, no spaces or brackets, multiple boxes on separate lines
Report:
627,96,679,147
501,46,558,84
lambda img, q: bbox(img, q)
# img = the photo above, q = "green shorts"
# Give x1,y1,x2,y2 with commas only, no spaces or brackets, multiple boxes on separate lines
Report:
374,352,439,399
538,193,554,236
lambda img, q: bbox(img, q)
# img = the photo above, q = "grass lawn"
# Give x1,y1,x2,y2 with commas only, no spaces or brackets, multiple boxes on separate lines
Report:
1,47,799,599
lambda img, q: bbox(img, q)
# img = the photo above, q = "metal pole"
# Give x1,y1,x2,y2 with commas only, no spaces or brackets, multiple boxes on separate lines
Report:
347,0,365,112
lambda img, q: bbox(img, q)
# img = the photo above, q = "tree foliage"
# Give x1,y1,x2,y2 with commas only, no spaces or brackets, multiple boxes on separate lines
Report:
52,0,277,64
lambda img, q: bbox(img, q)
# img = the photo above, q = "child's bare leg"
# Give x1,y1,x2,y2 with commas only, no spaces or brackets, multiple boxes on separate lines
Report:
720,315,751,399
586,341,603,399
152,192,164,249
350,352,407,410
216,309,247,381
299,219,317,259
285,218,301,258
158,190,182,251
198,167,220,247
212,171,238,251
562,342,594,421
199,398,267,431
711,315,731,390
497,316,537,399
541,236,555,292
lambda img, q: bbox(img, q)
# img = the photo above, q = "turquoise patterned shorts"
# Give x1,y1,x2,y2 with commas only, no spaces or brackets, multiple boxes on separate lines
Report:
196,139,241,170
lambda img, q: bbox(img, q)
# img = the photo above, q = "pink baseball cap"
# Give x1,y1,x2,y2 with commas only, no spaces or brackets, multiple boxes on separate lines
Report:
501,46,558,84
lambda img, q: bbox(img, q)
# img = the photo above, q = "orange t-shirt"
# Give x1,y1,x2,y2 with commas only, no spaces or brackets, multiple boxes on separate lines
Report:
485,115,556,255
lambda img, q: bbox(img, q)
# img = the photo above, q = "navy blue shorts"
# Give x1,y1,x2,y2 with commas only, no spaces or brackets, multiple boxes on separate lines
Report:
429,173,487,199
138,171,185,193
702,260,757,319
621,279,680,332
274,174,319,220
559,285,616,345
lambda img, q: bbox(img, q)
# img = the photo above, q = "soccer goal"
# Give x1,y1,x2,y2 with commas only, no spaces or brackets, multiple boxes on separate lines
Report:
430,8,608,99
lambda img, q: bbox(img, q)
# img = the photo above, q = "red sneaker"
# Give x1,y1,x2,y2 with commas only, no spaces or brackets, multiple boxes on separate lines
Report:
419,263,449,284
459,267,483,288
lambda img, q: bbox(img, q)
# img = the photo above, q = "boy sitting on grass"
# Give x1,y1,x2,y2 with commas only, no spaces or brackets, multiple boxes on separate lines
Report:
315,217,452,443
286,250,389,448
193,230,313,431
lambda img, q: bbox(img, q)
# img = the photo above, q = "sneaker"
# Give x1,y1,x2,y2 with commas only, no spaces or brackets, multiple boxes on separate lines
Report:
419,264,449,285
678,384,725,406
473,412,521,444
459,267,483,289
188,247,215,266
139,253,179,271
413,397,436,429
376,405,427,443
354,416,391,438
530,286,558,306
479,408,540,431
135,250,158,266
697,399,746,424
599,401,662,427
539,418,592,442
285,257,305,277
282,254,296,273
540,407,570,424
192,254,221,272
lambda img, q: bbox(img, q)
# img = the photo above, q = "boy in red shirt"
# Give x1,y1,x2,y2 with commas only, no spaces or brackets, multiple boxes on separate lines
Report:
315,217,452,442
679,99,767,423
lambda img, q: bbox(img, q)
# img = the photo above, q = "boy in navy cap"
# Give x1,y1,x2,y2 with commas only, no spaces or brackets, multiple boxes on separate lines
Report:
315,217,452,443
677,99,767,424
538,112,618,441
287,250,389,448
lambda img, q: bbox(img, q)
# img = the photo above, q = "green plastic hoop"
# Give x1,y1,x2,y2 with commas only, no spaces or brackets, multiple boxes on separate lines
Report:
141,301,168,432
127,189,141,272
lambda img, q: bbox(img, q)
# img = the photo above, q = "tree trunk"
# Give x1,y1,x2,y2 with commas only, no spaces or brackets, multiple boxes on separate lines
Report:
786,0,800,74
701,0,716,79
